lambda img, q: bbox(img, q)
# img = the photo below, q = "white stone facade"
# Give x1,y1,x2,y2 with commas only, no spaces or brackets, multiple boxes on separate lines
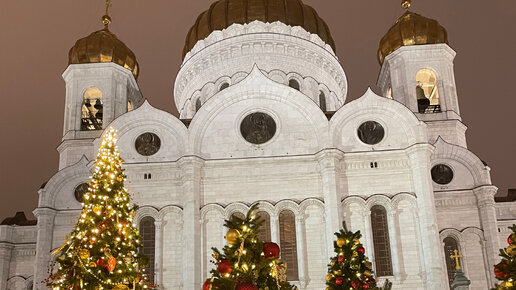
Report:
1,20,514,290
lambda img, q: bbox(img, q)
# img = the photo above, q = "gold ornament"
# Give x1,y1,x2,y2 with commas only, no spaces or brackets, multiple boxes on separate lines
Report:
329,259,336,267
505,281,514,287
212,252,220,260
93,205,102,215
113,284,129,290
225,229,240,244
336,237,346,247
326,273,335,282
364,261,372,269
507,244,516,256
353,238,360,245
79,249,90,259
364,270,372,277
333,269,342,276
352,251,358,257
89,262,97,268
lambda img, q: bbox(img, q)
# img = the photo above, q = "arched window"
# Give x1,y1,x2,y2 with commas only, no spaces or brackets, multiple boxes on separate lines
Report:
256,211,271,242
443,237,459,286
288,79,300,91
195,98,202,112
81,87,103,130
219,82,229,91
139,216,156,283
279,210,299,281
319,91,327,111
370,205,393,276
416,69,440,113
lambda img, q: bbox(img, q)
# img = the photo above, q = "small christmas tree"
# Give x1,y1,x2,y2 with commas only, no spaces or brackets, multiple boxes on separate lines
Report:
46,128,156,289
493,224,516,289
204,204,297,290
326,222,382,290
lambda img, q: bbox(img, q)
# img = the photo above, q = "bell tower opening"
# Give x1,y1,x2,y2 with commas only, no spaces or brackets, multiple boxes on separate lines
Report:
81,87,103,131
416,69,440,113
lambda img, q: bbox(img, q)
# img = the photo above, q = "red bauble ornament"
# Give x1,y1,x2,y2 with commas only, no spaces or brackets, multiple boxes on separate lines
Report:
363,283,370,290
263,242,280,259
203,280,212,290
235,282,258,290
97,258,107,268
508,234,514,245
338,255,345,264
218,260,232,275
335,277,343,286
494,262,508,279
357,246,365,255
351,280,361,289
366,277,376,285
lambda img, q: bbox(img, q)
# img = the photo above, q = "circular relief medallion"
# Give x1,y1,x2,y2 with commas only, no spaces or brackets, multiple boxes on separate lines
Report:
135,132,161,156
240,112,277,144
431,164,454,185
74,183,89,203
357,121,385,145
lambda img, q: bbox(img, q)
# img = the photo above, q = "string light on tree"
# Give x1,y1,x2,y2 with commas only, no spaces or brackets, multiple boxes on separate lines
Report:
45,128,156,289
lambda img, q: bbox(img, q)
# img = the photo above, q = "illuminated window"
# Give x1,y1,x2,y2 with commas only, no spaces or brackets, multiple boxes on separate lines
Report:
195,98,202,112
279,210,299,281
289,79,300,91
371,205,393,276
81,87,103,130
319,91,327,111
127,101,134,112
139,216,155,283
443,237,459,286
416,69,440,113
256,211,271,242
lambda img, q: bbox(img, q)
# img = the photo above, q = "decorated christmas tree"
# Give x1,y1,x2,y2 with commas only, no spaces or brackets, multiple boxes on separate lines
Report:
493,224,516,289
203,204,297,290
46,128,155,289
326,222,384,290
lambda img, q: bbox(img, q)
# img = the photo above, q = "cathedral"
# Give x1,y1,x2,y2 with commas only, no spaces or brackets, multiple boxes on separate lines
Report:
1,0,515,289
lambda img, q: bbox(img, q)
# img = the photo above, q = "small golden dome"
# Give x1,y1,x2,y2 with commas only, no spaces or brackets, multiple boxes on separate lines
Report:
378,9,448,65
183,0,336,59
68,25,139,79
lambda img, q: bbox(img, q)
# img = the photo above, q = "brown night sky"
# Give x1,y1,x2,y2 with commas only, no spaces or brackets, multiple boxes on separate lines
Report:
0,1,515,221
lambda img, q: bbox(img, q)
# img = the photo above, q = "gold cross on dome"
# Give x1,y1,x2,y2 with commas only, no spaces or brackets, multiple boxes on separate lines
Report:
102,0,113,27
402,0,411,10
105,0,112,15
450,249,463,271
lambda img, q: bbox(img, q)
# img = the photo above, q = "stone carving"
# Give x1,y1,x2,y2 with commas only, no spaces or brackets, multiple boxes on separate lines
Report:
357,121,385,145
240,112,276,144
135,132,161,156
74,183,89,203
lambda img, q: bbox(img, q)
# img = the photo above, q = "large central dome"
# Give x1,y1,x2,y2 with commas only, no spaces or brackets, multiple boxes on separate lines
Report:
183,0,336,59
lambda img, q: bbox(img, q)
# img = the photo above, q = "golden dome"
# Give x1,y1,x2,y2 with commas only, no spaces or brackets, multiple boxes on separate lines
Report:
68,20,139,79
378,9,448,65
183,0,336,59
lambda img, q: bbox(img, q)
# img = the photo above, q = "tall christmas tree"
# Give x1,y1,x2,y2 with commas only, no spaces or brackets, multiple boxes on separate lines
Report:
326,222,388,290
493,224,516,289
204,204,297,290
46,128,155,289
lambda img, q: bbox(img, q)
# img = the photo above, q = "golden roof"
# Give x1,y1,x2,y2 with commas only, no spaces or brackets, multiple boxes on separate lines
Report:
183,0,336,59
68,16,139,79
378,5,448,65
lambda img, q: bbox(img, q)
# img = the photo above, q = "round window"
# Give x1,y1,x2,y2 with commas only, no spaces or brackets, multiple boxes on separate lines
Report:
135,133,161,156
240,112,277,144
431,164,454,185
74,183,89,203
357,121,385,145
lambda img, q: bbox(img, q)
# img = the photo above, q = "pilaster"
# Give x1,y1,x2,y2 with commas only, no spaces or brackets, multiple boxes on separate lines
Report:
406,143,447,289
316,149,345,257
33,207,57,290
270,213,280,244
473,185,499,285
179,156,205,290
154,219,163,288
0,242,14,290
295,214,309,288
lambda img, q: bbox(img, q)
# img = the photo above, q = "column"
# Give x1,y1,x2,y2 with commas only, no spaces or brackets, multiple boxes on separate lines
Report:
33,208,57,290
295,214,308,288
406,144,447,289
473,185,499,286
271,213,280,244
0,241,13,290
387,211,401,279
179,156,204,290
154,219,163,288
316,149,345,257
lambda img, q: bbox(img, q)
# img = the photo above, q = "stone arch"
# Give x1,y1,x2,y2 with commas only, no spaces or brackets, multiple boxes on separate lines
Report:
365,194,395,212
330,88,426,150
158,205,183,221
251,201,276,216
276,200,301,216
7,276,27,290
214,76,232,92
231,71,248,84
433,137,491,187
25,276,33,290
201,203,225,221
225,202,249,219
134,206,159,226
391,192,418,210
268,69,287,84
